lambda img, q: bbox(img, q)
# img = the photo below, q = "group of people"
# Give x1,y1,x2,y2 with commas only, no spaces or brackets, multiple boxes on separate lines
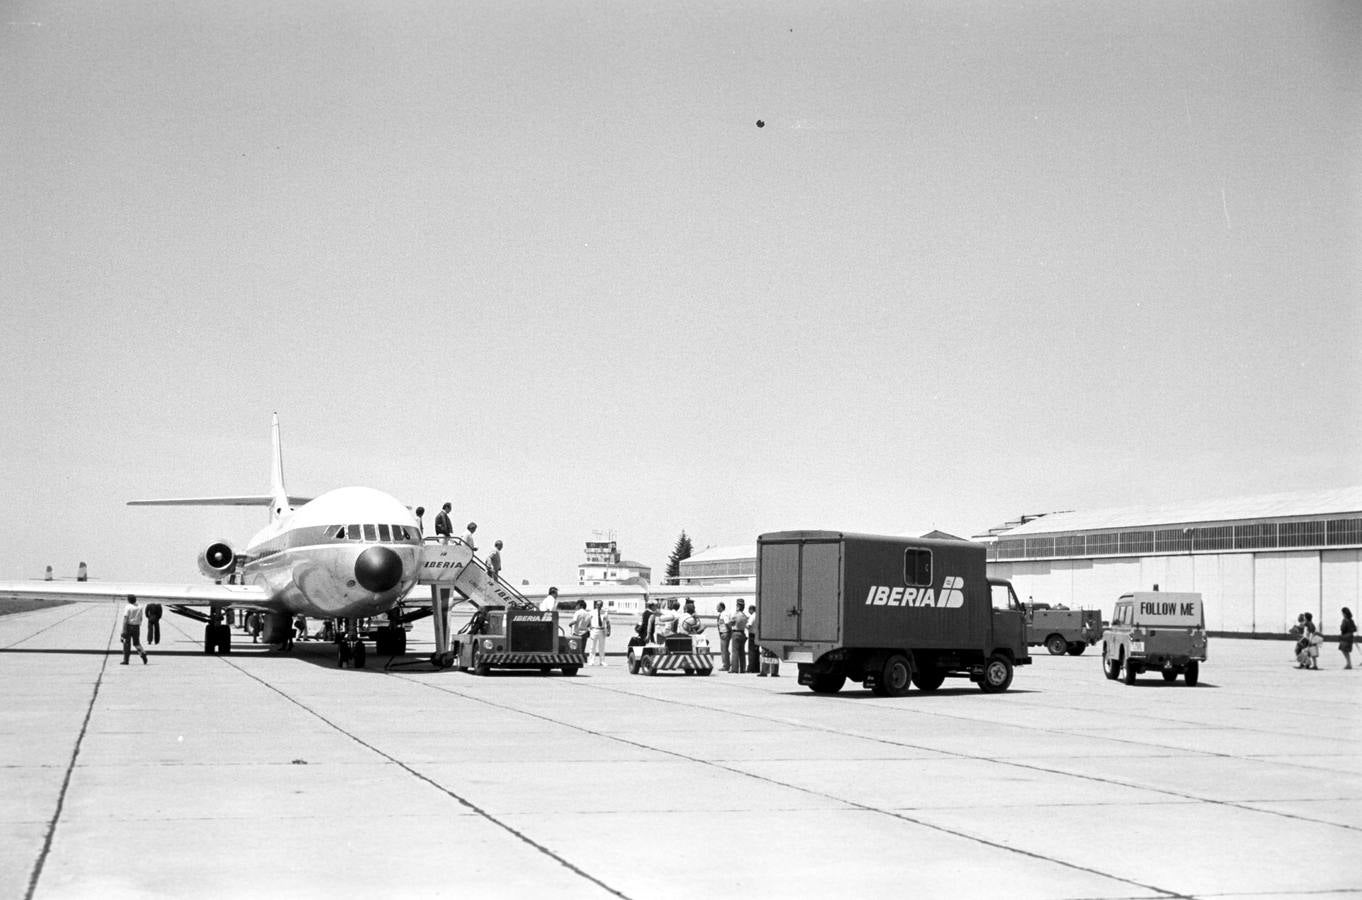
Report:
567,598,614,666
419,501,506,581
119,594,161,664
1291,607,1356,670
622,597,769,675
714,599,768,674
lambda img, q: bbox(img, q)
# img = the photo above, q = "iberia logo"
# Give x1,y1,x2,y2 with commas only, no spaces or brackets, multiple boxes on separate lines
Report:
865,576,965,608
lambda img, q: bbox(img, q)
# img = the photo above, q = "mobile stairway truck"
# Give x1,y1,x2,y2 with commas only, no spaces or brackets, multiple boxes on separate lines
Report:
416,537,586,675
755,531,1030,695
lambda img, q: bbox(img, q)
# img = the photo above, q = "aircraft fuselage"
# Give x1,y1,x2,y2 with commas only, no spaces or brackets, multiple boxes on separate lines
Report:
237,486,422,619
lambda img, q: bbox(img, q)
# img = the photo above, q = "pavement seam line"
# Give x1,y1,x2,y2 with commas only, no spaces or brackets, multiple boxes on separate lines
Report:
2,603,95,651
222,659,632,900
397,674,1193,900
24,610,117,900
581,679,1362,835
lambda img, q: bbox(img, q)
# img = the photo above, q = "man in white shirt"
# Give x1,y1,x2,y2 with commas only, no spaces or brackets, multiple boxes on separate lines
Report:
121,594,148,665
539,586,559,613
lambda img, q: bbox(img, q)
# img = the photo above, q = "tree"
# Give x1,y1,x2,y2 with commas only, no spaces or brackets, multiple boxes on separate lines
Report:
664,530,693,586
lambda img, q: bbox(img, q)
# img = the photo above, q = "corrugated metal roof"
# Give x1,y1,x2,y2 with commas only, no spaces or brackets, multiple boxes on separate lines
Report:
999,486,1362,537
682,545,756,564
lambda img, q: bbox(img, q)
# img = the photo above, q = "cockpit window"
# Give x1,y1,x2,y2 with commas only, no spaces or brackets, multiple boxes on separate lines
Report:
363,524,377,541
392,525,409,541
333,526,346,540
378,524,391,541
347,524,361,540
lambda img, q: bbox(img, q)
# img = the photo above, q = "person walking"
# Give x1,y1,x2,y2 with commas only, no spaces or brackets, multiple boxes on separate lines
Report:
715,601,731,670
1304,612,1322,669
435,502,453,544
1339,607,1356,670
488,540,504,580
728,600,748,673
462,521,478,552
121,594,148,665
414,506,425,537
145,601,163,645
588,599,612,666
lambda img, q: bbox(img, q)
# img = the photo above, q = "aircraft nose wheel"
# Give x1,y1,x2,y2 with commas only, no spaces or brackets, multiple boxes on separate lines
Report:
336,638,367,669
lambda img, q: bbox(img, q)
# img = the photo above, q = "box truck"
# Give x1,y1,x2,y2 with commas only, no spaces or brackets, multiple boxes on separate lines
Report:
756,531,1030,696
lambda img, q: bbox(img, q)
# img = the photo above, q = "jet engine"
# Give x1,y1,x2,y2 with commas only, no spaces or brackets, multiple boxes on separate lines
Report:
197,540,236,581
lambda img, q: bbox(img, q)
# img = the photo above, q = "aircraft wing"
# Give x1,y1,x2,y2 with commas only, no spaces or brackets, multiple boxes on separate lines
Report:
0,579,271,608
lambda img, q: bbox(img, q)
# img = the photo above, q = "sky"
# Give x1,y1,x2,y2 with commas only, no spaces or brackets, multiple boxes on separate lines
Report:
2,0,1359,586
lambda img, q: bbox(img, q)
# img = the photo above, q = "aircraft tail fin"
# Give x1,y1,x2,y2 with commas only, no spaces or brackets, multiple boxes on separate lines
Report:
127,414,309,517
269,412,289,522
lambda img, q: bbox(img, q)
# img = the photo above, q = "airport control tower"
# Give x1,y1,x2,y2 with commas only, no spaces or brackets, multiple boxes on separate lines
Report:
578,532,651,586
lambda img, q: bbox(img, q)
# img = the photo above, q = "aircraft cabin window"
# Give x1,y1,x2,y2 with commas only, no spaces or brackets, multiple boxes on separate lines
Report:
378,524,391,541
347,524,361,540
363,524,377,541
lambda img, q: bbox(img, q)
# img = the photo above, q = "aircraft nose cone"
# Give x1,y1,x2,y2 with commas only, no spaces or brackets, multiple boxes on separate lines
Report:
355,546,403,593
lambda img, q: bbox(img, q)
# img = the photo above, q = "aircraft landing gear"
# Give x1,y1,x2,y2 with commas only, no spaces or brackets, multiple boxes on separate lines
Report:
336,619,366,669
203,614,231,654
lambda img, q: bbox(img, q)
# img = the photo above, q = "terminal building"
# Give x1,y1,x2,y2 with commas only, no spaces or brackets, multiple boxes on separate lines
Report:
979,486,1362,637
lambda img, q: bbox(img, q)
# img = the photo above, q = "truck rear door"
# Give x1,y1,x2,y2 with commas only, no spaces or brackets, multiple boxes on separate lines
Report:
758,537,840,644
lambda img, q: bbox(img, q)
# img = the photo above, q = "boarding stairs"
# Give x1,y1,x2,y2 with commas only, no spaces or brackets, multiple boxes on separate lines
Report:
415,537,535,659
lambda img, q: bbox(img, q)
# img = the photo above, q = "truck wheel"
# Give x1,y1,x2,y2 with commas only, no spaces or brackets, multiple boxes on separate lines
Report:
873,655,912,697
1185,661,1200,686
1123,656,1138,685
560,665,579,676
1103,647,1120,680
911,667,946,692
808,673,845,694
1161,669,1178,683
1066,642,1086,656
1045,634,1068,656
627,650,642,675
977,654,1014,693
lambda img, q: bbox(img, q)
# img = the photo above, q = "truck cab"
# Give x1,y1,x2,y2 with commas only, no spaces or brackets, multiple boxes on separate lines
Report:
1101,591,1207,686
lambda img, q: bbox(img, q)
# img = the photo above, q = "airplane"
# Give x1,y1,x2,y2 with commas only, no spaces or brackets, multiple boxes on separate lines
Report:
0,414,466,668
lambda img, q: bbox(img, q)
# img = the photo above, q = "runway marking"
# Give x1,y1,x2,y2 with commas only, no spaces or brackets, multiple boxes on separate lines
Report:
394,675,1195,900
222,659,631,900
23,611,117,900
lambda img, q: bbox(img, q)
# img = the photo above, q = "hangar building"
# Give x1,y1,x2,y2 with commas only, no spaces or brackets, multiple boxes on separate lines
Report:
981,486,1362,637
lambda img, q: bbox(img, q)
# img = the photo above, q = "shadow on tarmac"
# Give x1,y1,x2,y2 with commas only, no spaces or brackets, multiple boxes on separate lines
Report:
781,687,1040,699
1117,680,1221,689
